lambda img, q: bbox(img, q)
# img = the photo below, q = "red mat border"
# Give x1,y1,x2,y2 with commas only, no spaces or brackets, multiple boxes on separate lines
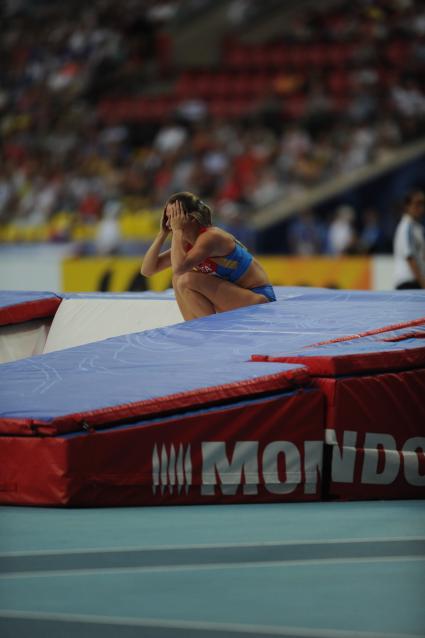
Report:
0,298,62,326
0,366,310,436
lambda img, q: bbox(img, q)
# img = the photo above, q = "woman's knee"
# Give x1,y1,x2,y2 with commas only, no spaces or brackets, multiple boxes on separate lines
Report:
172,271,198,293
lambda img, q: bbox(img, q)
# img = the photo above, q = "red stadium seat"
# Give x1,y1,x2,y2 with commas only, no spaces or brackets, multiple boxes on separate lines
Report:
288,45,310,68
326,43,353,67
250,45,270,68
284,94,307,119
385,40,411,66
332,94,351,113
225,44,247,68
269,44,291,68
306,43,328,67
328,70,351,95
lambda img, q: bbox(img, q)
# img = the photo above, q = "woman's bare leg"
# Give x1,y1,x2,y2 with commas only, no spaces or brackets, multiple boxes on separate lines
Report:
173,274,216,320
173,271,268,319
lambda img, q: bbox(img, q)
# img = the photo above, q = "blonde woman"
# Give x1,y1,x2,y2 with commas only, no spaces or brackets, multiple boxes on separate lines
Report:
141,192,276,320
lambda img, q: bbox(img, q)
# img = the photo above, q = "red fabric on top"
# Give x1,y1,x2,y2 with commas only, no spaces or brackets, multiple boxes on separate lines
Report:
0,297,61,326
312,316,425,346
251,343,425,376
382,331,425,342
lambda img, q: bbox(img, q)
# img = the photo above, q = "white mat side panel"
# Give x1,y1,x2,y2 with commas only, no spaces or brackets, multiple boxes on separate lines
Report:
43,299,183,353
0,319,52,363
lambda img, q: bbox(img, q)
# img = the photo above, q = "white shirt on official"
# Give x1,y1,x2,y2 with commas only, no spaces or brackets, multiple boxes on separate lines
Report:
393,214,425,287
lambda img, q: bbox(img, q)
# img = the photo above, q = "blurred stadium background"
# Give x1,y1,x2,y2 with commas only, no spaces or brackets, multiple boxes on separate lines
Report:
1,0,424,294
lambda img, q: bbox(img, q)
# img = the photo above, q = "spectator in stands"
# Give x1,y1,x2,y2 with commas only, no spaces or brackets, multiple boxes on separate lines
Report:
358,208,385,254
326,205,358,255
0,168,13,222
287,209,325,255
337,123,375,173
391,77,425,119
372,117,402,162
94,200,122,255
153,116,188,155
393,189,425,289
226,0,253,28
247,164,283,209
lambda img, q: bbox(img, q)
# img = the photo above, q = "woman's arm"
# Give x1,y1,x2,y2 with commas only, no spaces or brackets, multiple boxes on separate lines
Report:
171,230,223,275
140,229,172,276
169,202,225,276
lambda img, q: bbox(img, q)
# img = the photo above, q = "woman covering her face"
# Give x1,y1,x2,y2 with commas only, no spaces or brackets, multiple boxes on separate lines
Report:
141,192,276,320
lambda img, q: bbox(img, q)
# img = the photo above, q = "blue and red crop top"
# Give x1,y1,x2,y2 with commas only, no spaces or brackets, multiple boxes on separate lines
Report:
186,229,253,283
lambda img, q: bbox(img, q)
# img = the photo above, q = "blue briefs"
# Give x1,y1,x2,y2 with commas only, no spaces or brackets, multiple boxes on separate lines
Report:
250,285,276,302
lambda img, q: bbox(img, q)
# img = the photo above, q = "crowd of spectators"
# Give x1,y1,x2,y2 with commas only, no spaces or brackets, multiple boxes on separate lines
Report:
286,204,388,257
1,0,424,254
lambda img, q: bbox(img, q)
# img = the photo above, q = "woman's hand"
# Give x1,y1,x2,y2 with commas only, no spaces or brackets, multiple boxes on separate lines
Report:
160,207,171,234
168,201,189,232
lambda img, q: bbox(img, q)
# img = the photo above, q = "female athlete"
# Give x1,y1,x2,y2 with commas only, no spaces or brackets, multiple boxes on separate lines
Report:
141,192,276,320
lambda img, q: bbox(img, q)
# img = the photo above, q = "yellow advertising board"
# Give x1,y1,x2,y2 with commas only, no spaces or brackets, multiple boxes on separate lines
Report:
62,256,372,292
259,256,372,290
62,257,172,293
